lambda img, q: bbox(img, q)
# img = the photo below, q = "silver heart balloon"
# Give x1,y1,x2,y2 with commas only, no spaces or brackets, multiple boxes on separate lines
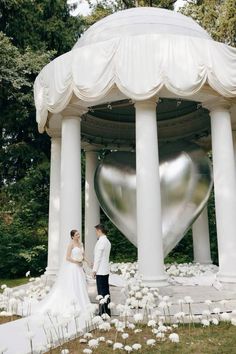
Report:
94,143,213,256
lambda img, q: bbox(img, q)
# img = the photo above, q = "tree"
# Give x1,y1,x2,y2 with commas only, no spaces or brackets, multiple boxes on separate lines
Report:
86,0,177,25
0,1,84,277
0,0,84,54
0,32,54,183
181,0,236,47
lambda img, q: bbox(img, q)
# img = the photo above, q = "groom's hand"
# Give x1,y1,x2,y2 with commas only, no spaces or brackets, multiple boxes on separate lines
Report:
92,271,96,278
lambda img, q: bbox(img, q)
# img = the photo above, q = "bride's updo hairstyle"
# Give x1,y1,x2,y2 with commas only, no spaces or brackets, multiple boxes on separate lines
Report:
70,229,78,239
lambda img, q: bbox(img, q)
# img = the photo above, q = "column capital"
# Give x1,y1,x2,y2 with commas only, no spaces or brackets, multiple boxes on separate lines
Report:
134,96,158,109
203,98,232,113
62,104,88,119
46,128,61,138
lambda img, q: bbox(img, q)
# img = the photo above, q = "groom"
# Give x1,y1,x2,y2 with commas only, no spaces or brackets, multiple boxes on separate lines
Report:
92,224,111,316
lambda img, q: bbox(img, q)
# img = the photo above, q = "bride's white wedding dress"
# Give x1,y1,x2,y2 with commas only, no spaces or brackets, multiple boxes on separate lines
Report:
32,246,91,317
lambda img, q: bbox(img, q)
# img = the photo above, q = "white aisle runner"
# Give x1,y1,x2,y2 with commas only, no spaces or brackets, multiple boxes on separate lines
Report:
0,274,125,354
0,312,87,354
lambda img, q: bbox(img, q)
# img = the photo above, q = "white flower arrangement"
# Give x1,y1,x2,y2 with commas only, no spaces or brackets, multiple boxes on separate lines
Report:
169,333,180,343
124,345,132,352
211,318,219,325
201,319,210,327
83,349,92,354
98,322,111,331
106,339,113,346
231,318,236,326
146,339,156,346
61,350,69,354
2,260,236,353
132,343,142,350
220,312,231,321
98,336,105,342
88,338,99,349
121,333,129,339
147,319,156,327
113,342,123,350
133,313,143,323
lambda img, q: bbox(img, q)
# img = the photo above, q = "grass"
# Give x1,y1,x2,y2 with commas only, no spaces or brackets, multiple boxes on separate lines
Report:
43,323,236,354
1,314,236,353
0,277,28,291
0,315,21,325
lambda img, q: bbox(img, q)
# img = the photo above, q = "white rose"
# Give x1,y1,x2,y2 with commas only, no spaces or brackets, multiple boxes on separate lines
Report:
132,343,141,350
169,333,179,343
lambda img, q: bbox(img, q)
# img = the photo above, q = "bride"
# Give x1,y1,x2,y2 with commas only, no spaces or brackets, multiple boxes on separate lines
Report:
32,230,91,317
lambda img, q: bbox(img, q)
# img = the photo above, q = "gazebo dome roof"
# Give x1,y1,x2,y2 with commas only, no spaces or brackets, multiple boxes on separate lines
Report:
34,7,236,140
74,7,211,49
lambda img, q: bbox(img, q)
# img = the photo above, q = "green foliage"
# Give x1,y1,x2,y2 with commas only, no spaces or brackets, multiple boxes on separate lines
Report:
165,229,193,264
0,219,47,278
85,0,177,26
207,188,218,265
0,1,83,278
0,277,28,290
0,0,84,54
101,213,137,262
165,187,218,265
181,0,236,47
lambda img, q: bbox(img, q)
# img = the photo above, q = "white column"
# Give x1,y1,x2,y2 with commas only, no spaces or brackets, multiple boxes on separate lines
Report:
60,110,85,264
192,207,212,264
45,130,61,276
84,150,100,263
205,99,236,283
135,98,168,287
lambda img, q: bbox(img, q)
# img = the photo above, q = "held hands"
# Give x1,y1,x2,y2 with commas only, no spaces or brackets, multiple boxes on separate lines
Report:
92,271,96,279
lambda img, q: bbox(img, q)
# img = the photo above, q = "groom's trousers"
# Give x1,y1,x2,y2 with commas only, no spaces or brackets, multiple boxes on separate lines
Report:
96,274,111,316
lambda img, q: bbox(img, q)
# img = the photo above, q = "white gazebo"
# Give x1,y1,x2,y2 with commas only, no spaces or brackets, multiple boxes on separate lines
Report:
34,7,236,287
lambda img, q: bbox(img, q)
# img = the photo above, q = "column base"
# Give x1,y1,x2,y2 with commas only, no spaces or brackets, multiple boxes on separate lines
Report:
41,271,57,287
44,267,58,277
141,275,169,288
193,260,213,265
216,272,236,283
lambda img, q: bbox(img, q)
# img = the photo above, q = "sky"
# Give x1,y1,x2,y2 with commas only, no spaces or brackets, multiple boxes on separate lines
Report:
68,0,187,17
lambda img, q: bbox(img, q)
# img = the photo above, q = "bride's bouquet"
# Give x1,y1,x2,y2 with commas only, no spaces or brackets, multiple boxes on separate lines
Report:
72,254,84,262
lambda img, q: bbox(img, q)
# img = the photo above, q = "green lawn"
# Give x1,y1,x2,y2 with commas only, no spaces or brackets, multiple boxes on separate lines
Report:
0,278,28,291
0,315,21,325
1,313,236,353
45,323,236,354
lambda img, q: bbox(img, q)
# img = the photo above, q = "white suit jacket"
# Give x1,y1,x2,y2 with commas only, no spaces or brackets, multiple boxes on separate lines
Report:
93,235,111,275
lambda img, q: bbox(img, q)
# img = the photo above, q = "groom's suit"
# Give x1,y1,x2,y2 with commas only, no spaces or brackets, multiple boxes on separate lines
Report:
93,234,111,316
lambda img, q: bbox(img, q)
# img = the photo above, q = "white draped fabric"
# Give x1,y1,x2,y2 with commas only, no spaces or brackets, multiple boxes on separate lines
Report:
34,8,236,132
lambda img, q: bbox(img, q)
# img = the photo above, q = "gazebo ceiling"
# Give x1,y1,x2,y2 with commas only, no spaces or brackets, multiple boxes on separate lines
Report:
88,98,201,123
79,97,211,149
